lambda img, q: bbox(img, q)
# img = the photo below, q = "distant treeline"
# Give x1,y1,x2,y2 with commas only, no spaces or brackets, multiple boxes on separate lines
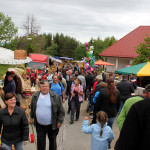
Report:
3,33,117,60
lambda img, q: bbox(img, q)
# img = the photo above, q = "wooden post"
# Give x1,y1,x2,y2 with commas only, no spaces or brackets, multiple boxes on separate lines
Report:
140,77,142,87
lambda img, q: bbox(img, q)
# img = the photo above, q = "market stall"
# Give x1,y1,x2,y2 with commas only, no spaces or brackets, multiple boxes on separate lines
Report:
0,47,35,102
94,60,114,66
60,57,73,63
116,61,150,87
0,47,32,64
93,60,115,72
116,62,150,76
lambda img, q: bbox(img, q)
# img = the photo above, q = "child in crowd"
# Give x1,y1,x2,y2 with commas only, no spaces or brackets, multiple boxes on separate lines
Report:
82,111,114,150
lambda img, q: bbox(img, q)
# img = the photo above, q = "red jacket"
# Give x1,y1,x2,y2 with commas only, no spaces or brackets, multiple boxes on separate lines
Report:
42,75,47,80
30,73,36,81
92,81,98,95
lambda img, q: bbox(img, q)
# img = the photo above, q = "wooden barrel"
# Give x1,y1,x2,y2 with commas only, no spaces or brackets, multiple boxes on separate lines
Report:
14,50,27,59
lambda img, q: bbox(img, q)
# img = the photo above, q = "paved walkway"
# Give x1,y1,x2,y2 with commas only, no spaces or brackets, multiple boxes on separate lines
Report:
24,100,120,150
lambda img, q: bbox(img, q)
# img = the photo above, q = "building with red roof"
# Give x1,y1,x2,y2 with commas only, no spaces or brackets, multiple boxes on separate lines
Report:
99,26,150,72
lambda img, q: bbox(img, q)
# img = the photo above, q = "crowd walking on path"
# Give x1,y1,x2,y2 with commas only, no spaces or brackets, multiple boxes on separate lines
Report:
0,62,150,150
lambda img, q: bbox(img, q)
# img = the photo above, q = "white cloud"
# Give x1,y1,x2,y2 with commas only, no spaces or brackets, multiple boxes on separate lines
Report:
0,0,150,43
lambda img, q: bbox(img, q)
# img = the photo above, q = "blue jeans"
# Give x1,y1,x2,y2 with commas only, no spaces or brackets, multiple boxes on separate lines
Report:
119,101,125,113
108,117,115,129
31,80,36,87
2,141,23,150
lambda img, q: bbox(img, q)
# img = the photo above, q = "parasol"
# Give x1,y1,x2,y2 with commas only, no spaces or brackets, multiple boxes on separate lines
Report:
0,47,32,65
94,60,114,66
116,62,150,76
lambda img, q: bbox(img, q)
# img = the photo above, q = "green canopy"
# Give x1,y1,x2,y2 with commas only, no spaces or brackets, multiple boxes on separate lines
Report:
116,62,147,76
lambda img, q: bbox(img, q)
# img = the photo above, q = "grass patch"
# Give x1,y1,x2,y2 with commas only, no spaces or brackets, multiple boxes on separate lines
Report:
0,64,16,80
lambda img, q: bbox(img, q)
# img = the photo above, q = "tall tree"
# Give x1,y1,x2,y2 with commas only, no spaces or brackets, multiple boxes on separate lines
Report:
43,33,52,49
60,36,79,58
46,41,58,56
3,37,19,50
0,12,17,42
23,14,40,36
17,35,46,54
75,44,86,60
132,35,150,65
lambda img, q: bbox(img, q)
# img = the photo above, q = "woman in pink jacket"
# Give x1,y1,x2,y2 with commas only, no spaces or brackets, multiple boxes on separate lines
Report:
70,78,83,124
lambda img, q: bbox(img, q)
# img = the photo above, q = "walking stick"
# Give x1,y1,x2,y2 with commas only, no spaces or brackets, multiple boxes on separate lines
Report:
26,99,37,150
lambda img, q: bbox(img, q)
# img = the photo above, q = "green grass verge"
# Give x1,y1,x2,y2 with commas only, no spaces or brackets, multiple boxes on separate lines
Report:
0,64,16,80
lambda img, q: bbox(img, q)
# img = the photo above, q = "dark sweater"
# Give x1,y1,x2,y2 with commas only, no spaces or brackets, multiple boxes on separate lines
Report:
95,87,120,118
116,79,134,102
0,106,29,145
85,74,94,90
3,79,16,94
115,99,150,150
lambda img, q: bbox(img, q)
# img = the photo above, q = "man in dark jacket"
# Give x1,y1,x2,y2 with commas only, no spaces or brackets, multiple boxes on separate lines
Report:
30,80,65,150
67,74,75,114
3,74,16,94
130,73,137,89
85,71,94,100
115,99,150,150
102,71,106,82
66,71,71,96
116,75,134,112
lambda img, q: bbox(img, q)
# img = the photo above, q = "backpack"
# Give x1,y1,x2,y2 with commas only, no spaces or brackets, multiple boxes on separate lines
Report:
49,82,61,88
30,73,36,80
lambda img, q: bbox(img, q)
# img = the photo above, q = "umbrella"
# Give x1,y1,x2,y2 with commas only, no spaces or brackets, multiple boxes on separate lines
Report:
0,47,32,64
116,62,150,76
94,60,114,66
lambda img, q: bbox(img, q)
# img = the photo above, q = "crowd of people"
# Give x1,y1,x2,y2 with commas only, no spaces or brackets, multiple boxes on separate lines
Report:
1,62,150,150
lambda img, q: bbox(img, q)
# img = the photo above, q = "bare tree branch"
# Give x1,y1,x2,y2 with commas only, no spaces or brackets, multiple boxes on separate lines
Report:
23,14,40,36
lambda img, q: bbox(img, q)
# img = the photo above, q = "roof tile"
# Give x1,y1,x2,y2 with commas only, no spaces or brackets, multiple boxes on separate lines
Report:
99,26,150,58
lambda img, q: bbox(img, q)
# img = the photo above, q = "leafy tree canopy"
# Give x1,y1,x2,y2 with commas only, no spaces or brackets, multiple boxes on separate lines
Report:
46,41,58,56
0,12,17,42
75,36,117,60
132,35,150,65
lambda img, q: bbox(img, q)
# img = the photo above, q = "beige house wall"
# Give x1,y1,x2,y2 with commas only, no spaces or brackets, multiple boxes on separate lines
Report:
104,57,133,72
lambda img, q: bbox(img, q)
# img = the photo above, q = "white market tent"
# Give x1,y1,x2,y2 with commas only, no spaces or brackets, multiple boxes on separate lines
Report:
48,55,62,63
0,47,32,64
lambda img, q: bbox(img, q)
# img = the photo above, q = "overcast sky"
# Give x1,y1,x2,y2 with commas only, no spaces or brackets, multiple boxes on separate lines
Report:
0,0,150,43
